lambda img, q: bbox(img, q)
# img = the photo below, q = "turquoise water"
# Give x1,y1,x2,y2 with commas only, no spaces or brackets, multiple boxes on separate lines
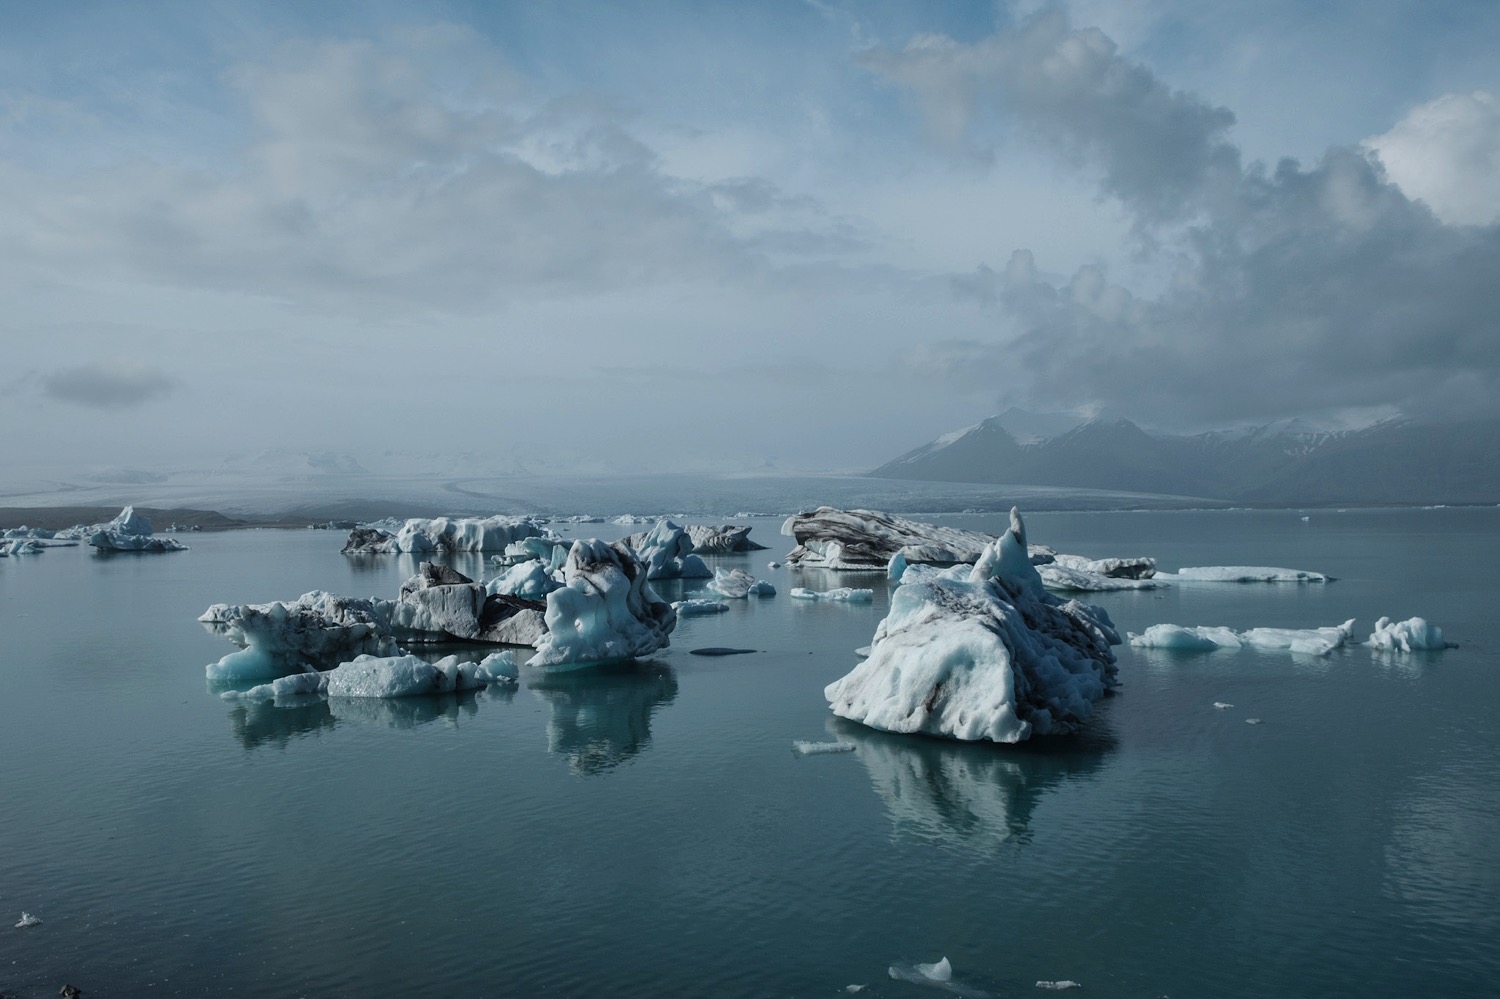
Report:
2,508,1498,997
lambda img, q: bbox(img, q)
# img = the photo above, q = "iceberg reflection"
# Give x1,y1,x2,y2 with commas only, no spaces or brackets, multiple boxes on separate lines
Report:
228,698,335,749
832,718,1112,851
527,661,678,775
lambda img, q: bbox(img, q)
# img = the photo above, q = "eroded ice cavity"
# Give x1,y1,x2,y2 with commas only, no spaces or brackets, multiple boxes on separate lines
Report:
824,509,1119,743
341,516,551,554
623,519,714,580
1367,616,1449,651
390,562,547,646
529,539,676,670
228,652,518,701
1172,566,1331,583
708,567,775,599
201,591,400,681
1129,620,1356,655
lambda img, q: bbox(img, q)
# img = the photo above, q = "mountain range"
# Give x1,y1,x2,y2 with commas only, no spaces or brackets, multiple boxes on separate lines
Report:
869,410,1500,505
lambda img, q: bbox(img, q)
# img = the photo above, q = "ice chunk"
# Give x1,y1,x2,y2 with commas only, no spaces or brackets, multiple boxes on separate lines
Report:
1038,563,1163,592
389,562,547,646
15,911,42,928
529,539,677,670
1240,619,1355,655
1366,616,1448,651
324,653,512,698
781,507,995,570
708,567,775,599
792,740,856,755
1213,701,1234,709
487,559,563,600
108,504,153,535
1036,982,1081,991
625,519,714,580
343,516,551,553
1128,625,1243,650
0,539,45,555
1173,566,1331,582
673,599,730,616
202,591,401,681
790,587,874,602
917,958,952,981
887,551,907,580
1246,717,1264,725
682,524,767,553
825,509,1119,743
88,530,187,552
1052,553,1156,579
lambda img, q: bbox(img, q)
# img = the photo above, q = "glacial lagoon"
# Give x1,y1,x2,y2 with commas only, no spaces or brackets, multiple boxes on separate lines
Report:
3,507,1499,997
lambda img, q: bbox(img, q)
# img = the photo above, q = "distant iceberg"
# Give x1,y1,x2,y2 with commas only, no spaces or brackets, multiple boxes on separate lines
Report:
341,515,551,554
790,586,874,603
1366,616,1449,651
824,508,1119,743
1171,566,1331,583
88,530,188,552
1129,620,1356,655
781,507,995,570
528,539,677,670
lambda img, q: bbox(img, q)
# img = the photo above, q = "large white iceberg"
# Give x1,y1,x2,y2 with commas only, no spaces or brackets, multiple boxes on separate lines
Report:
824,509,1119,743
342,516,551,553
529,539,677,670
1366,616,1448,652
1129,620,1356,656
1172,566,1331,583
201,591,400,681
625,519,714,580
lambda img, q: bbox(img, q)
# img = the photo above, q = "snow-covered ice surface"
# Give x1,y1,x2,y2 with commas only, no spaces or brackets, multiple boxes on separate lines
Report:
790,586,874,602
1130,621,1356,656
1172,565,1331,583
781,507,995,570
824,509,1119,743
1366,616,1449,651
528,539,677,670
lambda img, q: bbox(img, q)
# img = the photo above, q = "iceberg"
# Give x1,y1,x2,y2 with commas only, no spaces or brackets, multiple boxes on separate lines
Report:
1172,566,1331,583
0,539,45,556
1037,563,1163,592
824,509,1119,743
88,530,188,552
792,740,856,755
486,559,563,600
1366,616,1448,651
1129,620,1355,655
201,591,401,682
1052,553,1156,579
707,567,776,599
781,507,996,570
341,516,551,554
790,586,874,603
229,652,517,700
390,562,547,646
529,539,677,670
672,599,730,616
624,519,714,580
682,524,767,553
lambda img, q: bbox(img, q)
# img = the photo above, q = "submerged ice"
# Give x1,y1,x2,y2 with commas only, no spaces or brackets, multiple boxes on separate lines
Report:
824,509,1119,743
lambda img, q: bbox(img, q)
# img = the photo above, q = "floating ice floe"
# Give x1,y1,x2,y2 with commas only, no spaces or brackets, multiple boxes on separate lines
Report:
1213,701,1234,709
227,652,518,701
790,586,874,603
201,591,401,682
1129,620,1355,655
390,562,547,646
1037,563,1163,592
825,508,1119,743
624,519,713,579
528,539,676,670
1052,553,1156,579
708,567,775,598
15,911,42,928
673,599,730,616
1366,616,1449,651
341,515,551,554
1171,565,1331,583
1036,981,1081,991
89,530,188,552
792,740,856,755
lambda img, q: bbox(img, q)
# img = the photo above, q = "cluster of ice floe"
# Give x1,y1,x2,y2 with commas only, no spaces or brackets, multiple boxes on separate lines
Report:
1130,616,1450,655
824,509,1119,743
2,505,190,553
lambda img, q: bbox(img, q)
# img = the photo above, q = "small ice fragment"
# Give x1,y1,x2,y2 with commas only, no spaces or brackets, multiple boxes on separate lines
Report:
1245,718,1263,725
1213,702,1233,710
1036,982,1081,991
855,645,872,657
15,911,41,928
845,986,866,993
917,957,952,981
794,737,852,755
768,561,781,569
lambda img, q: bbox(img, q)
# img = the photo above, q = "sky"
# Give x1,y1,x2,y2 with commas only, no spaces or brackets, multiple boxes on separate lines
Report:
3,0,1499,477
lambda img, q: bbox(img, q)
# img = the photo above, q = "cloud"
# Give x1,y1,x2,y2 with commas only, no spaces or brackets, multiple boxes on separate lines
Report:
1363,90,1500,226
869,12,1500,428
42,360,178,409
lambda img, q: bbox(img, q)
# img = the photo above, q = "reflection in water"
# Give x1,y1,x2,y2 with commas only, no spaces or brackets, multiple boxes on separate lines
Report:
832,718,1113,851
330,688,487,729
527,662,678,775
229,698,335,749
1383,759,1500,935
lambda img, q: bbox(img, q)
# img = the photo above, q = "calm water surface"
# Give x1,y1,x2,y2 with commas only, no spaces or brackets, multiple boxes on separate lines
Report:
2,508,1498,997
